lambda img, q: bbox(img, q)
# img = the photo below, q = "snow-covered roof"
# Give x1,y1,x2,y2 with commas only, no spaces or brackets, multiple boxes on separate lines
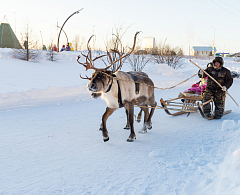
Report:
192,46,216,52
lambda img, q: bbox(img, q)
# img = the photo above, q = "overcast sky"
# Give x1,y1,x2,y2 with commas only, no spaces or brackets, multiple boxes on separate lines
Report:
1,0,240,54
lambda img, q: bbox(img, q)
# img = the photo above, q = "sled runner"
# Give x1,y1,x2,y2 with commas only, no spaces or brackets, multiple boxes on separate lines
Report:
160,92,232,119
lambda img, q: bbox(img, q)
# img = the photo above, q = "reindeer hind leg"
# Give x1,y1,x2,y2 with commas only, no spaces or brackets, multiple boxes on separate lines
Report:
138,106,149,134
136,108,143,123
124,108,130,130
125,102,136,142
146,101,157,130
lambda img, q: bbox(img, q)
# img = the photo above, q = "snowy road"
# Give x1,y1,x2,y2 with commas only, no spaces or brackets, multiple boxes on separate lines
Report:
1,88,240,195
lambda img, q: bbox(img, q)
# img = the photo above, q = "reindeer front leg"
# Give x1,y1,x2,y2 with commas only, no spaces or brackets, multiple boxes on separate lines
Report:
125,101,136,142
102,107,116,142
124,109,130,130
124,108,142,129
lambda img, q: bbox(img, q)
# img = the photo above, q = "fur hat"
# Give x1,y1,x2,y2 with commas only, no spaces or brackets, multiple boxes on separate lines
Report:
212,57,224,66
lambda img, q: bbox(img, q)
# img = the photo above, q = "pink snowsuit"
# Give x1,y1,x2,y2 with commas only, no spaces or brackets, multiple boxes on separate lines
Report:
184,77,208,95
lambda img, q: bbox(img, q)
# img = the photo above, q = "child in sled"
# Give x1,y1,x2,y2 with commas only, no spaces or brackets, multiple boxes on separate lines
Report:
183,76,208,95
178,62,212,97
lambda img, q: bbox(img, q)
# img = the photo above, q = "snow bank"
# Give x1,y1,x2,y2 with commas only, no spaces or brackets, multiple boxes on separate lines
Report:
0,85,90,110
146,63,187,77
0,48,12,59
233,149,240,170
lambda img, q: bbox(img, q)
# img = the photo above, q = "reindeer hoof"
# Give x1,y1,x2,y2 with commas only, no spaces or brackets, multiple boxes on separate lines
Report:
127,135,136,142
146,122,152,130
99,123,103,131
127,138,135,142
138,129,147,134
137,115,141,123
103,137,109,142
124,126,130,130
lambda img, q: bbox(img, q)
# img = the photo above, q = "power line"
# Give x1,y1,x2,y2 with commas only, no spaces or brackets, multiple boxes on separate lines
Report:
219,0,240,12
210,0,240,19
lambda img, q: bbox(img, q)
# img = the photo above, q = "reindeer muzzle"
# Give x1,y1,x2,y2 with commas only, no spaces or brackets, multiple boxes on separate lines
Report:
87,82,97,92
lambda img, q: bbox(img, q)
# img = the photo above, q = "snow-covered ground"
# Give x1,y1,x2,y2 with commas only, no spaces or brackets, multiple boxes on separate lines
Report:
1,48,240,195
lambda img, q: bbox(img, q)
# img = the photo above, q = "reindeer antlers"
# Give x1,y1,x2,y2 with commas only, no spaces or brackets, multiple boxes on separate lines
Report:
105,31,140,72
77,31,140,73
77,35,107,71
79,73,92,80
77,54,106,71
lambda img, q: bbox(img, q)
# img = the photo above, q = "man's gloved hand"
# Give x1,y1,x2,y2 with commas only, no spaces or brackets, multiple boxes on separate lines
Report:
198,70,203,77
222,86,227,92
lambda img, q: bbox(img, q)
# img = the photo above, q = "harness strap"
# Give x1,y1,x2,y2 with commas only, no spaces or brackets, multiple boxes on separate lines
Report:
101,71,197,91
128,74,139,94
105,77,113,93
117,80,124,108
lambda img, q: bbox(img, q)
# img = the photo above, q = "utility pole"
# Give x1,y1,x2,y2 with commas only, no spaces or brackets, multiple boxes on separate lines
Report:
57,19,58,47
14,12,16,34
211,26,215,57
92,25,95,50
40,31,43,47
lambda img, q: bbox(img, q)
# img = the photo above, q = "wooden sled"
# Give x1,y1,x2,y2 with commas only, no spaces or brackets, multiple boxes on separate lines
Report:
160,92,232,119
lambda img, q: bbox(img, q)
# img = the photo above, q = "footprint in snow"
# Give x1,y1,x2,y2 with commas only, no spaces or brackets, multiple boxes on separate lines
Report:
148,150,161,158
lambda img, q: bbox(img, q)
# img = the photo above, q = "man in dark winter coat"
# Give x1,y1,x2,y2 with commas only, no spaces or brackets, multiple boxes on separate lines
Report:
201,57,233,119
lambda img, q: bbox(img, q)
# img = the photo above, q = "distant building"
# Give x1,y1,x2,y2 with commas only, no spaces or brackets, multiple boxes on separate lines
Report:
216,53,229,57
134,50,147,55
142,37,155,50
229,52,240,57
191,46,216,57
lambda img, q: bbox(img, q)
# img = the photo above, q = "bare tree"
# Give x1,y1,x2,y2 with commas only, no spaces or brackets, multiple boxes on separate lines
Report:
152,38,167,64
46,36,59,62
79,36,86,51
164,46,183,69
103,22,132,71
126,45,152,71
73,35,80,51
46,49,59,62
72,35,86,51
153,40,184,69
10,22,40,61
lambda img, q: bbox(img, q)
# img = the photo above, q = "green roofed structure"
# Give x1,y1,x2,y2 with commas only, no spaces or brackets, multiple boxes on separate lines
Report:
0,16,22,49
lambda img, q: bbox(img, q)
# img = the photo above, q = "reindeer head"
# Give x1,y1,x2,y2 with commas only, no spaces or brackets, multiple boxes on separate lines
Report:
77,32,139,93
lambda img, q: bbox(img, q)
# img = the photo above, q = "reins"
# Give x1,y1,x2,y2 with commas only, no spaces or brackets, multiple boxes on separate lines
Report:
98,71,199,111
100,71,197,91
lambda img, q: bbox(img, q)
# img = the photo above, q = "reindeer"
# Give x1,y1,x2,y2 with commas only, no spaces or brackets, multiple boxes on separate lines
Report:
78,32,156,142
